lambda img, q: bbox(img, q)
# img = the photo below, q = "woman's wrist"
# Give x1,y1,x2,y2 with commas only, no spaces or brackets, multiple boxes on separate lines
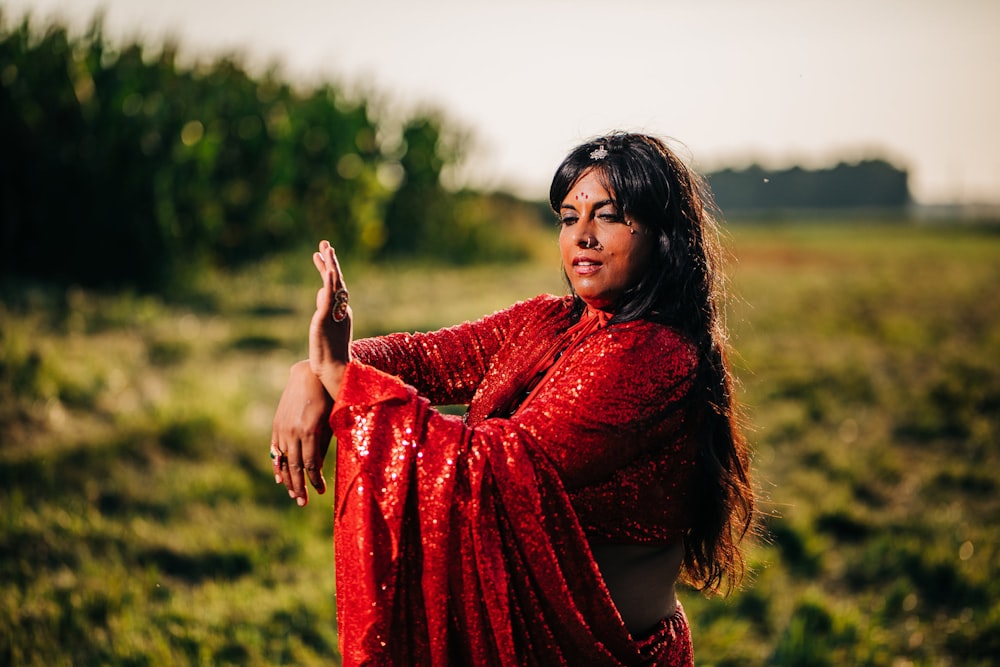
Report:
287,359,336,409
316,361,348,399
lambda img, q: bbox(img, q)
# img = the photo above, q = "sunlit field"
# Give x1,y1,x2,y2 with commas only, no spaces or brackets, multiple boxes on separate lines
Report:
2,221,998,665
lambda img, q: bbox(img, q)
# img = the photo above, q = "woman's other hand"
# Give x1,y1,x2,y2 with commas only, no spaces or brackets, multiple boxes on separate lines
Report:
271,360,333,506
309,240,352,396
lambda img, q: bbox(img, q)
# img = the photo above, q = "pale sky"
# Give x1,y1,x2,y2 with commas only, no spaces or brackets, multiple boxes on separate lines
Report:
6,0,1000,204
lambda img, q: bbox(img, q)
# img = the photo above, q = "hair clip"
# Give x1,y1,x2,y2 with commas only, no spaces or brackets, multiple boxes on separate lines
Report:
589,146,609,160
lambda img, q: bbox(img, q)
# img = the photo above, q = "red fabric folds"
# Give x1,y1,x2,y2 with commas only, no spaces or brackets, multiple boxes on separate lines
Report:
332,295,700,665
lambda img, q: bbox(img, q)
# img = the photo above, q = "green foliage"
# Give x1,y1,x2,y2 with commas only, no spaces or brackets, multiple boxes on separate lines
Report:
379,116,451,258
2,221,999,665
0,14,545,292
769,593,847,666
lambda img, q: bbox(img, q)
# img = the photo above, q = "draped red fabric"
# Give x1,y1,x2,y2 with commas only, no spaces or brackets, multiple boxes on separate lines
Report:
333,295,699,665
492,304,609,418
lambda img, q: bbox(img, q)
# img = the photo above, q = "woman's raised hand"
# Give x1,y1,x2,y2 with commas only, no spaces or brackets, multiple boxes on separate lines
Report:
309,240,353,395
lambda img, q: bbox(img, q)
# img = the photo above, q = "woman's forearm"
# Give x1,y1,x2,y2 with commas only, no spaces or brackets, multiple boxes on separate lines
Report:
316,360,348,400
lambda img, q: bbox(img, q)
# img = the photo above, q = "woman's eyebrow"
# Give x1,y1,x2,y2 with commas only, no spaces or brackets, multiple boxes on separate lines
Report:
561,199,617,216
562,199,615,210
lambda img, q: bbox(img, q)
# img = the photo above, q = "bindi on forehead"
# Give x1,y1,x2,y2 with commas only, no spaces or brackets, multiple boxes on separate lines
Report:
574,191,590,201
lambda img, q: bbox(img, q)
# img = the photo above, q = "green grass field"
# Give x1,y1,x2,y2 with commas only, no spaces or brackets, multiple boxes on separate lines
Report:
2,222,998,665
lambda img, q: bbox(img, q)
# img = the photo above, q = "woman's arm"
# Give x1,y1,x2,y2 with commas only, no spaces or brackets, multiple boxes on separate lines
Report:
271,241,353,505
272,258,552,504
332,322,698,493
349,305,518,407
351,293,576,408
273,240,540,504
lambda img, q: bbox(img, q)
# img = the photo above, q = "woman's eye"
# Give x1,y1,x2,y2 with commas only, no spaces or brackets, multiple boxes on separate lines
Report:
560,216,578,226
598,212,623,223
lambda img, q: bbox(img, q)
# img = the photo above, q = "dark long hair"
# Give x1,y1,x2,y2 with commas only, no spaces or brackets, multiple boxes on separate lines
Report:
549,132,755,593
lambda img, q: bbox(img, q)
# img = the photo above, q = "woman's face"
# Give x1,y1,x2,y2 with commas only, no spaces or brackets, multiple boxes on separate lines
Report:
558,169,653,311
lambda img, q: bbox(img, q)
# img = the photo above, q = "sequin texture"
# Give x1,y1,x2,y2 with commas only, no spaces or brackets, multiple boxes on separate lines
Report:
333,294,700,665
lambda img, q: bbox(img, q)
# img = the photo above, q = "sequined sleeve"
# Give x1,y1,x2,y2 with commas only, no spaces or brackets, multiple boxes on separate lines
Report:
348,295,557,406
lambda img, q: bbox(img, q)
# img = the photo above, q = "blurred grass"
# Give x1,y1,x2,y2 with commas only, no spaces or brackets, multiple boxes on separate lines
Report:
2,221,998,665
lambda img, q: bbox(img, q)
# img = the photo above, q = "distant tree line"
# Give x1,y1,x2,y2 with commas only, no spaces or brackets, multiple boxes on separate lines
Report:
707,159,911,214
0,14,539,291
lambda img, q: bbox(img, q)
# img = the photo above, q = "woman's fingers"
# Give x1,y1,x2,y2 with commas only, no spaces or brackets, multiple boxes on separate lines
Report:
284,440,308,506
315,241,347,288
313,241,349,323
273,432,308,506
301,426,329,495
271,360,335,507
309,240,353,385
272,433,318,507
315,259,334,318
325,242,347,290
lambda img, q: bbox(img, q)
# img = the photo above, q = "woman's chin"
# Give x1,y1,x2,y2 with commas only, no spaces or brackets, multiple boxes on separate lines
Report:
578,295,615,311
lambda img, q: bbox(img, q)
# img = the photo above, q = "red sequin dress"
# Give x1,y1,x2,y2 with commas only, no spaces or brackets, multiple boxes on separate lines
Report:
332,294,700,665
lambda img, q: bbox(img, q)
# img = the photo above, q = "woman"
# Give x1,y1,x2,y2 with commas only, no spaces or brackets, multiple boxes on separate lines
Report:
271,132,755,665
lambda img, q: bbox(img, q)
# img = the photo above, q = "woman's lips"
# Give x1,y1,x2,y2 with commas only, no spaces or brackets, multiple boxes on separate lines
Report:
572,256,602,275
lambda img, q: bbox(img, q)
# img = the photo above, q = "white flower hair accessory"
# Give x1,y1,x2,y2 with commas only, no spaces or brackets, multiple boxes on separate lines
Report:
589,146,609,160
